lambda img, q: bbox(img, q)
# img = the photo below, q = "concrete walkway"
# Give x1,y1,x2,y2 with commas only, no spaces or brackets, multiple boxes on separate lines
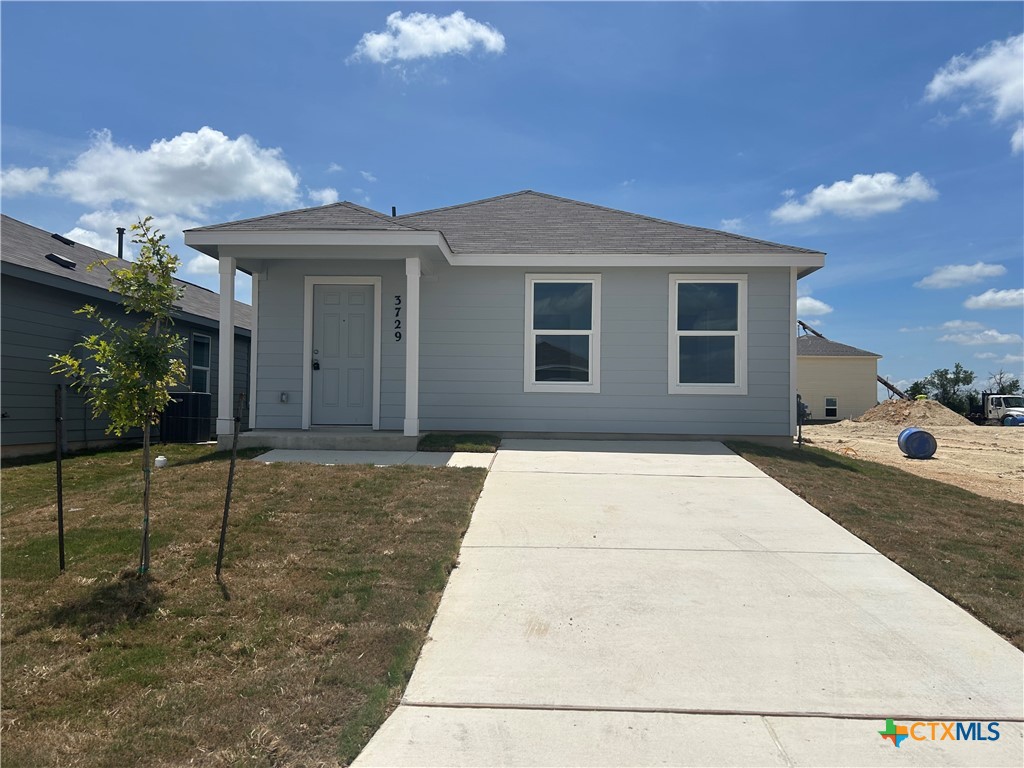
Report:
354,440,1024,767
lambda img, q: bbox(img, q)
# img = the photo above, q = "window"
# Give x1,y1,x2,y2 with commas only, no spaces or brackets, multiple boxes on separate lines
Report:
525,275,600,393
825,396,838,419
191,333,211,393
669,274,747,395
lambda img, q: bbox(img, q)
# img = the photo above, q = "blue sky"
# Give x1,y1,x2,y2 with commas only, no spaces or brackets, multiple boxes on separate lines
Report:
2,1,1022,392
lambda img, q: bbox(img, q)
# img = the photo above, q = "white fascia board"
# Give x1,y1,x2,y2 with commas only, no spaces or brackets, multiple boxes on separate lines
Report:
183,230,454,261
448,252,825,271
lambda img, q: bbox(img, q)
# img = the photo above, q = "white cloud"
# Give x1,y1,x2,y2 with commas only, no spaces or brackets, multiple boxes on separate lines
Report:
974,352,999,360
1,166,50,196
64,227,121,256
964,288,1024,310
771,172,938,223
308,187,339,206
185,255,219,275
914,261,1006,289
359,170,377,183
51,127,299,218
350,11,505,65
64,210,201,260
939,328,1024,346
781,189,796,199
351,187,371,205
797,296,834,317
997,354,1024,365
925,33,1024,153
327,162,345,173
941,319,986,331
720,217,744,232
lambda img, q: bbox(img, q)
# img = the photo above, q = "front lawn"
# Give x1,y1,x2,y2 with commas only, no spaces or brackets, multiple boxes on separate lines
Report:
1,444,486,766
727,441,1024,650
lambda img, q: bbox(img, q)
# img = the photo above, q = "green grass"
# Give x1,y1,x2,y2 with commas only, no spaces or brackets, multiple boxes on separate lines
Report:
417,432,501,453
727,441,1024,649
1,443,486,767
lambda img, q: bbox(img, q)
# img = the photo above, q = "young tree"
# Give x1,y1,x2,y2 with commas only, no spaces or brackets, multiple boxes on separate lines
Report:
51,218,186,575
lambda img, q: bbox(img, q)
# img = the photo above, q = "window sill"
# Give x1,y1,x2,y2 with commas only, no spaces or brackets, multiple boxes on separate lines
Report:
525,382,601,394
669,383,747,396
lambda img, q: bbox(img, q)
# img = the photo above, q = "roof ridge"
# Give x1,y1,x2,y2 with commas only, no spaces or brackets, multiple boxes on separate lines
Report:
396,190,535,220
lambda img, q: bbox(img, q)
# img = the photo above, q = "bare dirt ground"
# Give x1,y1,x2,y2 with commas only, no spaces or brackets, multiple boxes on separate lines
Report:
802,421,1024,505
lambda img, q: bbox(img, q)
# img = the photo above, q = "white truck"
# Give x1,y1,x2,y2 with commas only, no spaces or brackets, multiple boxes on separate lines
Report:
968,393,1024,426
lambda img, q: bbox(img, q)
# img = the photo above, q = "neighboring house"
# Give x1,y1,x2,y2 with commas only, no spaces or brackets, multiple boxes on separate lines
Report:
184,190,825,447
796,334,881,421
1,215,251,457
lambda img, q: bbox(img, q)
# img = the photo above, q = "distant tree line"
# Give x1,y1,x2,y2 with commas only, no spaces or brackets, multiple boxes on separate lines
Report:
906,364,1021,415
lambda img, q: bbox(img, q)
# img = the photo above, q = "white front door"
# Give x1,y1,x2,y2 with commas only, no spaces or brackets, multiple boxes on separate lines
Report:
311,284,374,425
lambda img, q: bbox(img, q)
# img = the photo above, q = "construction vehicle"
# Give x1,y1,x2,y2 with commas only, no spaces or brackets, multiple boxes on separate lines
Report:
968,392,1024,426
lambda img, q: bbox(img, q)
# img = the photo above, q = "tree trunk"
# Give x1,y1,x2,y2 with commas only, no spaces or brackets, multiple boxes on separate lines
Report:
138,420,152,575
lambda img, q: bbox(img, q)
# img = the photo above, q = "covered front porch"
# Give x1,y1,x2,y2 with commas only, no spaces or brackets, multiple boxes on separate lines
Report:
185,216,451,446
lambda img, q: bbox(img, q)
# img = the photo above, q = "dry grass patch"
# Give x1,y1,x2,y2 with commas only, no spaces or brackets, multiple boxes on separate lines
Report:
1,444,486,767
727,441,1024,650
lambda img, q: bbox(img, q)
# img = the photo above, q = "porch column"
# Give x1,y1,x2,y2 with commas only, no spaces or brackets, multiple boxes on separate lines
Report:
404,257,421,436
217,256,236,436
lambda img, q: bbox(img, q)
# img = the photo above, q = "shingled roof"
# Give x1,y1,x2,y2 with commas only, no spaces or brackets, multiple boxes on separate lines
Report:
397,190,823,255
1,215,251,330
797,335,880,358
188,201,415,232
189,190,823,257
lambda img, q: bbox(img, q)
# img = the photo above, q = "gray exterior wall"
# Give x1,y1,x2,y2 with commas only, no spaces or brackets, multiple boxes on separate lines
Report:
1,275,250,455
253,258,407,430
254,260,792,437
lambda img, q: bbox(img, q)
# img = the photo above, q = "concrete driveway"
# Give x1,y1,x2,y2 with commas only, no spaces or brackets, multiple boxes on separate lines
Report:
354,440,1024,767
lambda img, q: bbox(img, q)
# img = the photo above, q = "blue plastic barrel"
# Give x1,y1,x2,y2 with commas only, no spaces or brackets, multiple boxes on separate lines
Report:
898,427,937,459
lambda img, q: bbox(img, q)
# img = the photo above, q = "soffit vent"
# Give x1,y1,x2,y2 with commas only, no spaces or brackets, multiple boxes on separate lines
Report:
45,252,77,270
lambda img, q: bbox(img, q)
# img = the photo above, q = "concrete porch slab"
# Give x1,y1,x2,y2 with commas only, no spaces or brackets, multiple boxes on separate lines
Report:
251,449,494,468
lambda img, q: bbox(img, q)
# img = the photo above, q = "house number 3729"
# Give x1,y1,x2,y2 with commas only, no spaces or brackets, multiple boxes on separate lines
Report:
394,295,402,341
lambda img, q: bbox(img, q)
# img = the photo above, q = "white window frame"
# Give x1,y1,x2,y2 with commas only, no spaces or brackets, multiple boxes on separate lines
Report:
524,274,601,393
191,333,212,394
825,396,838,419
668,274,747,396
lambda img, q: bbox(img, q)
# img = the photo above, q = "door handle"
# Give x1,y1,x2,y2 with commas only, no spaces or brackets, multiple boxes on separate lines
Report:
312,359,320,370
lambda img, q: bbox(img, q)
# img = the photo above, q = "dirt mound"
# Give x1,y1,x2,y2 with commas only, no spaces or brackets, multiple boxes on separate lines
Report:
854,398,973,427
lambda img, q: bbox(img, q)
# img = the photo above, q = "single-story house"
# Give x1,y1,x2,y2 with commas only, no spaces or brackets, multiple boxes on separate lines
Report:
1,214,251,457
796,334,881,421
183,190,825,448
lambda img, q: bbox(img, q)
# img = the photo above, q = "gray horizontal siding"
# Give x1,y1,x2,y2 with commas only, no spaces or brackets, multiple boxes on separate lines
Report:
417,265,792,436
248,260,793,437
2,276,249,452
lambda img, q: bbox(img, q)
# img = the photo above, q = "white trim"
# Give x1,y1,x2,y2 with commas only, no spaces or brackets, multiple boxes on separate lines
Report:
404,257,421,437
789,266,797,436
524,274,601,394
216,256,236,435
185,230,453,260
668,273,748,396
453,253,824,273
248,272,260,430
302,276,382,430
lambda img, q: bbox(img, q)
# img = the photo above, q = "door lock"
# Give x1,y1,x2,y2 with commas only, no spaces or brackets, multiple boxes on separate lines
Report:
312,359,320,370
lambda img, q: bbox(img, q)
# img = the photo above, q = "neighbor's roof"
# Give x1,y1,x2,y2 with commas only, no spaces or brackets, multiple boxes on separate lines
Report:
188,190,823,257
797,335,880,358
188,201,415,232
0,215,251,331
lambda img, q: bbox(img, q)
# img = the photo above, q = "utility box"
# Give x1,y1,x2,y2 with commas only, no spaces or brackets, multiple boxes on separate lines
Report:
160,392,212,443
